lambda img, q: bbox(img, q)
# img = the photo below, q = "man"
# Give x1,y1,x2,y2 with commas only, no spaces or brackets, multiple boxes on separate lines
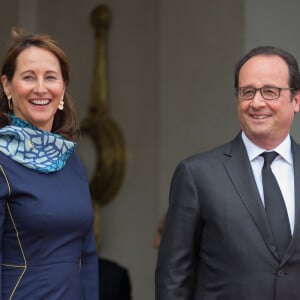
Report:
155,46,300,299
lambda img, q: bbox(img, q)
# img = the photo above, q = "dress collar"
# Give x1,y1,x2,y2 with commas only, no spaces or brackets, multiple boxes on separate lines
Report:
0,114,76,173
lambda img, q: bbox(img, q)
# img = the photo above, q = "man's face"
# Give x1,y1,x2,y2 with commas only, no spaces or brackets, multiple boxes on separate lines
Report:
238,55,300,149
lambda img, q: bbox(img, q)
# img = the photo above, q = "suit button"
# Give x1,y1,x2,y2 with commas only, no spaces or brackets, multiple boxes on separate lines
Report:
277,270,285,276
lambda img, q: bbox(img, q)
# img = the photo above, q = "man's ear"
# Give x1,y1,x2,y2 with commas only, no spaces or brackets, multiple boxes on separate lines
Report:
293,90,300,113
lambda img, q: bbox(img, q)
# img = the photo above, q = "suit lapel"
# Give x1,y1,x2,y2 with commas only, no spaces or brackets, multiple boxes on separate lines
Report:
281,140,300,264
223,134,279,261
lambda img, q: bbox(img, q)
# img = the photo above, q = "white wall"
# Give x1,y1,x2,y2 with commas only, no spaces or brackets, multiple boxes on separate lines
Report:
92,2,160,299
244,0,300,142
158,0,244,215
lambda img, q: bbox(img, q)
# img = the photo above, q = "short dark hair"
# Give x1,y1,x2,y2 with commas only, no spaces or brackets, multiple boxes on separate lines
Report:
234,46,300,94
0,28,79,141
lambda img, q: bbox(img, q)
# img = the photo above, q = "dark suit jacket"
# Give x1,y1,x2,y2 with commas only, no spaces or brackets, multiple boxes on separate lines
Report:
99,257,131,300
155,133,300,300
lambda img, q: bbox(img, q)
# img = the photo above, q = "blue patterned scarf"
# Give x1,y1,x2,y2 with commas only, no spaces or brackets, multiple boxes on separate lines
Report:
0,114,76,173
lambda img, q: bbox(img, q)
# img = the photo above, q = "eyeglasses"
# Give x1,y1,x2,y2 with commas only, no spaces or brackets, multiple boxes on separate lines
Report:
237,86,294,101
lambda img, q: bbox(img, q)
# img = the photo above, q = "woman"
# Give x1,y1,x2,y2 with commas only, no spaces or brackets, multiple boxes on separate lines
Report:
0,28,99,299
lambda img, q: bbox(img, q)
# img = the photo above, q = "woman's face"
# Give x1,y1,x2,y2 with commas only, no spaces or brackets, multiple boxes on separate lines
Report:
1,46,65,131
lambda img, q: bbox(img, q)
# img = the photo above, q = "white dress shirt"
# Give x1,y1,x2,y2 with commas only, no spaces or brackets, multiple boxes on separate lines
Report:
241,132,295,234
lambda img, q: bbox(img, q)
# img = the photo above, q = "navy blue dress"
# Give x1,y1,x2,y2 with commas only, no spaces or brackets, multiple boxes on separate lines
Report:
0,151,99,299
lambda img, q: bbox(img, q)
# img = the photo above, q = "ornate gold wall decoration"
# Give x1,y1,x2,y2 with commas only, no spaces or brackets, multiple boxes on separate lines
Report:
80,4,126,250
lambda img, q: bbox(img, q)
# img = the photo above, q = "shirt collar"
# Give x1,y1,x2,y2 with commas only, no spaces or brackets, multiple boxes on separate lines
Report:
241,131,293,165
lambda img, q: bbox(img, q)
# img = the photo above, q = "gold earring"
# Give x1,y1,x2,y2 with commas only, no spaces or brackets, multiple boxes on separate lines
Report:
58,97,64,111
7,95,13,110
